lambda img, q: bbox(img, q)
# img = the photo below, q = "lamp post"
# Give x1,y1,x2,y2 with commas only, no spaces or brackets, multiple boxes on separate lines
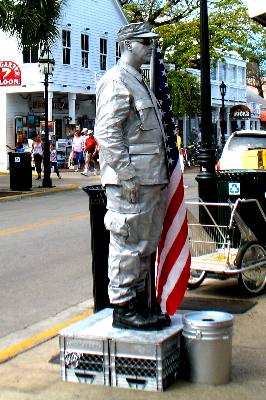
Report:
196,0,217,204
219,80,227,148
38,54,55,188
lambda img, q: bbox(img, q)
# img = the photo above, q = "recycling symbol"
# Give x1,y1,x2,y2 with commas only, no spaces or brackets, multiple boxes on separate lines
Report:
228,182,240,195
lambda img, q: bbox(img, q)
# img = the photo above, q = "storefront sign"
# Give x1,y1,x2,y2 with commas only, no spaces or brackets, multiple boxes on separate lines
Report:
0,61,21,86
230,105,251,120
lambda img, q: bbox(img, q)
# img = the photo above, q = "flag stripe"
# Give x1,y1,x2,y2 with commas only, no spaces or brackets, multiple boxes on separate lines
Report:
157,216,189,303
154,45,191,316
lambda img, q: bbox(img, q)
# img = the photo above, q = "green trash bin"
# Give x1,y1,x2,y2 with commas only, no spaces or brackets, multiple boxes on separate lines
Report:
216,170,266,244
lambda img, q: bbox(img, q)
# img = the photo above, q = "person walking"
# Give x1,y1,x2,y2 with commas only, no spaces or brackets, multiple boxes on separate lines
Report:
72,129,84,172
81,130,97,176
50,143,61,179
95,22,170,330
32,135,43,180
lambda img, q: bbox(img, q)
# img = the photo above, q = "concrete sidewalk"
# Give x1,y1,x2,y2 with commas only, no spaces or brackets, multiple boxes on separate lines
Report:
0,281,265,400
0,169,101,200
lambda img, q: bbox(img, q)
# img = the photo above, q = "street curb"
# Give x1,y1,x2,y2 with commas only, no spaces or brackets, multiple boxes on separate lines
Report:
0,183,79,202
0,309,93,364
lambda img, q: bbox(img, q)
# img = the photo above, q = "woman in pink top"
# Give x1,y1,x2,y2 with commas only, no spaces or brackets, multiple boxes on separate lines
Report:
72,130,84,171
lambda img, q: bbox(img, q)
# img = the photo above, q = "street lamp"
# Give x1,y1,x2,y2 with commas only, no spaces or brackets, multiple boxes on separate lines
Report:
196,0,217,204
220,80,227,148
38,54,55,188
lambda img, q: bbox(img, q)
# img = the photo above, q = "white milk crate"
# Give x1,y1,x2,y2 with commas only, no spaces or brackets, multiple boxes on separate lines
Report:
109,314,183,391
59,309,183,391
59,309,111,386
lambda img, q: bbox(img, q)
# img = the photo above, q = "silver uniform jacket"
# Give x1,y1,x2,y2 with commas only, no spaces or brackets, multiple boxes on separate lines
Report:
94,60,169,186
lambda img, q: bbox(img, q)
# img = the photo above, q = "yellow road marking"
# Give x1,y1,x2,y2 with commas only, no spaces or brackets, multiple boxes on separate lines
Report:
0,309,93,363
0,213,89,237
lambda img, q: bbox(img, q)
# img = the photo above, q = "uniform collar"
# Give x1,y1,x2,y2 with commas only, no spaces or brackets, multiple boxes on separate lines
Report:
118,60,143,83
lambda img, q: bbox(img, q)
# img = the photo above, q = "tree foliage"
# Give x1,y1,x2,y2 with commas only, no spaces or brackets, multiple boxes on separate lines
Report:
121,0,266,97
0,0,64,51
167,69,201,117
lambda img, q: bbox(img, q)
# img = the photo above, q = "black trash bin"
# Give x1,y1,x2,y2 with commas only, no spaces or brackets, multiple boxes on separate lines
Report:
82,185,110,312
9,152,32,191
216,170,266,244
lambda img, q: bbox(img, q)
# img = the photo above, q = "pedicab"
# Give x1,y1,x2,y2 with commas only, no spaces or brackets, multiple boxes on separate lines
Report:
186,198,266,295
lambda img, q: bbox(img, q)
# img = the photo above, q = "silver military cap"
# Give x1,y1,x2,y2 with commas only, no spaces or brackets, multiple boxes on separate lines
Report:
116,22,159,42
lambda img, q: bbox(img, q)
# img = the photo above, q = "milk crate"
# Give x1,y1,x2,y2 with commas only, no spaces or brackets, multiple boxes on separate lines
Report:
109,314,183,391
59,309,183,391
59,308,112,386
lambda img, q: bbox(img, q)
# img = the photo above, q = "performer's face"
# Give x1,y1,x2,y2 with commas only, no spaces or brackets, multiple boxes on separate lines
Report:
130,38,154,64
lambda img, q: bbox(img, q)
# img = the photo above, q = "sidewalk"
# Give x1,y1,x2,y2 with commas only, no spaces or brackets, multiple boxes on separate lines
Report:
0,288,265,400
0,168,101,200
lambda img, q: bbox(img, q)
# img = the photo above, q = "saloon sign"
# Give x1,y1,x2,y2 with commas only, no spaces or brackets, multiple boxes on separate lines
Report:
230,104,251,120
0,61,21,86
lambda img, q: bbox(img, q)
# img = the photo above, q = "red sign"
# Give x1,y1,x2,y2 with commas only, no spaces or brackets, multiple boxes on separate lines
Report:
0,61,21,86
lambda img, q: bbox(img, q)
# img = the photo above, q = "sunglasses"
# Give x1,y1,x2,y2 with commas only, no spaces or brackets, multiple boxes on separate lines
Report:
132,38,154,46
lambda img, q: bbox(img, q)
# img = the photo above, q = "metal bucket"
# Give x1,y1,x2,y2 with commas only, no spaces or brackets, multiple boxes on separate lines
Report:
182,311,234,384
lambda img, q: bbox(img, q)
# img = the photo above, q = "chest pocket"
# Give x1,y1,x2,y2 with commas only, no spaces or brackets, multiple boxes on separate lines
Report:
135,99,159,130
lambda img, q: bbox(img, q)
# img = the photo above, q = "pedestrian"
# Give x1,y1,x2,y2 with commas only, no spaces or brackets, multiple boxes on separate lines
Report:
81,130,97,176
72,129,84,172
32,134,43,180
175,126,184,173
50,143,61,179
94,22,170,331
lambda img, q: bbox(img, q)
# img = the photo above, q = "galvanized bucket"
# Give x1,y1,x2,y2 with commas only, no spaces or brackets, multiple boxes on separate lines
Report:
182,311,234,384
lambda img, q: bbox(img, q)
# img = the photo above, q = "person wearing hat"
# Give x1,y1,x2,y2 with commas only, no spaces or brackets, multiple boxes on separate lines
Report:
94,22,170,330
81,129,97,175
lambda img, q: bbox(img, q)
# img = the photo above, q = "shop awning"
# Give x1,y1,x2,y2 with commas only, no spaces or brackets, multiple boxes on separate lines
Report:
230,105,251,120
260,110,266,122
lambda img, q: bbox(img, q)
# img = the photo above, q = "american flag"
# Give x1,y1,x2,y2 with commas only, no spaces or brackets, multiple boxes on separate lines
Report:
154,46,191,316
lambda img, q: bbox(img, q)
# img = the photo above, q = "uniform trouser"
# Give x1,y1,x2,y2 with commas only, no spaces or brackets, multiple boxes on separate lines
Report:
104,184,166,304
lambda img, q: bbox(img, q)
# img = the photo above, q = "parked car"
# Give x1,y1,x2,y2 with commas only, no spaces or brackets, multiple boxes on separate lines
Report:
217,130,266,170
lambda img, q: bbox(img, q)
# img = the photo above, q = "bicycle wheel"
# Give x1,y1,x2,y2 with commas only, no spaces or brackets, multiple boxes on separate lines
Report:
238,241,266,295
188,270,207,289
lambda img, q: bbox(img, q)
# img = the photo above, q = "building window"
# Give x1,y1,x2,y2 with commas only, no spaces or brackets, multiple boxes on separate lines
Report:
210,65,217,80
62,30,71,65
81,34,89,68
100,38,107,71
219,62,226,81
23,46,38,63
116,42,121,63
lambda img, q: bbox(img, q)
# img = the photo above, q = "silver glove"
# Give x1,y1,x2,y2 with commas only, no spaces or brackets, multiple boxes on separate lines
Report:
121,177,140,203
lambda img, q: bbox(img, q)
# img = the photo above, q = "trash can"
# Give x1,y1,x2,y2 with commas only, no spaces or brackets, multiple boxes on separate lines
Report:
82,185,110,312
9,152,32,191
217,170,266,244
182,311,234,384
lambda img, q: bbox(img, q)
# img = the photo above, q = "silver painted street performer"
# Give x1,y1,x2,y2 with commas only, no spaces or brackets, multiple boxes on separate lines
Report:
94,22,171,330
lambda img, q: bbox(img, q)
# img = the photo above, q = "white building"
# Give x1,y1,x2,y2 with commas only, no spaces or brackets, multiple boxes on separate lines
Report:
0,0,127,170
181,52,262,146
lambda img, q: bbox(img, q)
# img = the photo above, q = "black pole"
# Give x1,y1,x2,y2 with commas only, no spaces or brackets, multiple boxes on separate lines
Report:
196,0,217,203
42,72,52,188
220,83,226,148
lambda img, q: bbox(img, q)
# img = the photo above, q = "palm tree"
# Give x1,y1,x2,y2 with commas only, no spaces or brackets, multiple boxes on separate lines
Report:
0,0,64,51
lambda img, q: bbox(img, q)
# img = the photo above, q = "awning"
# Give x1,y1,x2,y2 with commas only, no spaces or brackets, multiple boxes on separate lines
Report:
230,105,251,120
261,110,266,122
245,0,266,27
